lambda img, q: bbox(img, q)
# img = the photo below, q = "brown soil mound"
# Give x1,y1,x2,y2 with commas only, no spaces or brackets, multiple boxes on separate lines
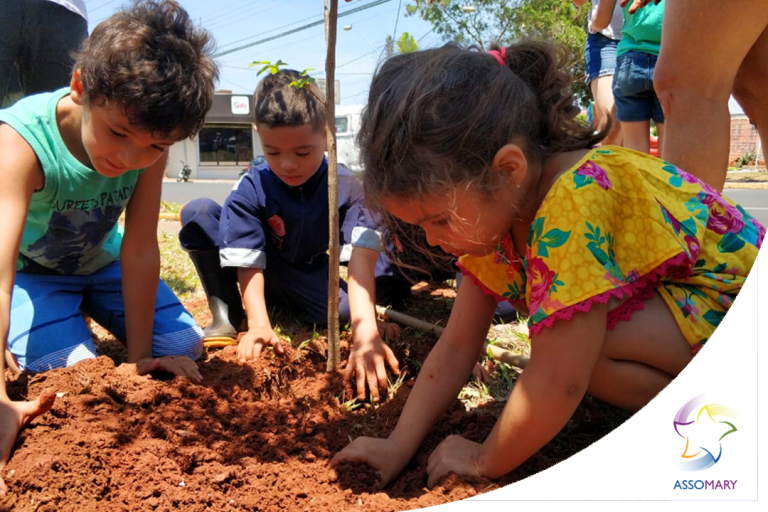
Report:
2,293,629,511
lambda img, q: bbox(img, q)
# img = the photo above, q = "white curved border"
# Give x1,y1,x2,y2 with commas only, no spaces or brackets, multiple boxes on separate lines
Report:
420,247,765,511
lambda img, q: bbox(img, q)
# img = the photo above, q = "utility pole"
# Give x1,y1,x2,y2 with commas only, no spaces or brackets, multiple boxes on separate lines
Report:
385,35,394,59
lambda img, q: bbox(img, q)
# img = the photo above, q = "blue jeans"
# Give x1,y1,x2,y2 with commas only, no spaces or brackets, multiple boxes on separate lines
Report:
0,0,87,103
178,198,411,327
613,51,665,124
584,32,618,85
9,262,204,372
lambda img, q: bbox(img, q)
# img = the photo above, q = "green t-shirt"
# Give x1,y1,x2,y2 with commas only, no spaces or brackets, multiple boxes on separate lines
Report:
617,0,664,57
0,88,143,275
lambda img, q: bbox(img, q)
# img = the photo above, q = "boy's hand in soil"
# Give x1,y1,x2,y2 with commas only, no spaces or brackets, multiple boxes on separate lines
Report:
343,322,400,403
426,434,484,488
330,436,411,489
133,356,203,383
237,326,285,363
0,389,56,495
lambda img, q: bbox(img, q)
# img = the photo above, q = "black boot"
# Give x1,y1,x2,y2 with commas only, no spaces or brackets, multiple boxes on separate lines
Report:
188,248,246,340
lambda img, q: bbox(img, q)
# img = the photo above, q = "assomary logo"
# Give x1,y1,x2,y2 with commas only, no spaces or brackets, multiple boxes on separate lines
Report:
672,394,742,490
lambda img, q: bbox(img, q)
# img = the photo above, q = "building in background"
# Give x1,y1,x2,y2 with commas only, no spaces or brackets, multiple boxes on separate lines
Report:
730,113,764,169
168,91,263,180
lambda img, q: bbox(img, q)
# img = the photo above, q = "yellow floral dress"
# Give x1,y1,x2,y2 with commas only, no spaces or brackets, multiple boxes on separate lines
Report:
458,147,764,352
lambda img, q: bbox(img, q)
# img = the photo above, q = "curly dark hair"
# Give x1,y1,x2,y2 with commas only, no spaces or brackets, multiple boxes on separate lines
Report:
253,69,326,132
74,0,218,140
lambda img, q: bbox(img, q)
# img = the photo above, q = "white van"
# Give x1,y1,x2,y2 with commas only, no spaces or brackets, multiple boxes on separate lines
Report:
334,104,365,173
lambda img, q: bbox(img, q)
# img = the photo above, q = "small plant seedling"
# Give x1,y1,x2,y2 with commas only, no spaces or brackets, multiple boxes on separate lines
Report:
387,370,409,400
249,59,288,76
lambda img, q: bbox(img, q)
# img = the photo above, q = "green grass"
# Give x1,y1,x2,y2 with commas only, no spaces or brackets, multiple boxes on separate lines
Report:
158,231,204,301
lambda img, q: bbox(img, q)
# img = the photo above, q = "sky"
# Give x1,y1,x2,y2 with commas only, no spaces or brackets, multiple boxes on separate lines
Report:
84,0,441,107
83,0,744,113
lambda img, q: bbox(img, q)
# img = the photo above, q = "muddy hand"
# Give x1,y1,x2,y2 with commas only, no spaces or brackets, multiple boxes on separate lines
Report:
343,334,399,403
0,389,56,495
426,434,485,489
237,327,284,363
330,436,410,489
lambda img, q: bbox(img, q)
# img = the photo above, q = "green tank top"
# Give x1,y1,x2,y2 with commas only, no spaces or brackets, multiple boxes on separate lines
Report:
0,88,142,275
617,0,664,57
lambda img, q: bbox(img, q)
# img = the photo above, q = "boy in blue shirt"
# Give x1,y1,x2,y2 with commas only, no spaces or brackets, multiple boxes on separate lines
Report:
0,0,218,494
179,69,410,403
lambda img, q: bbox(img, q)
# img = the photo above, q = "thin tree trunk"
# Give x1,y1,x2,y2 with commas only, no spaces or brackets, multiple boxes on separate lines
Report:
325,0,340,371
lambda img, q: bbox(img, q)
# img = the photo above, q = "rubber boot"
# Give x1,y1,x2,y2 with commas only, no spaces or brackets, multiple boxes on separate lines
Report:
188,248,246,344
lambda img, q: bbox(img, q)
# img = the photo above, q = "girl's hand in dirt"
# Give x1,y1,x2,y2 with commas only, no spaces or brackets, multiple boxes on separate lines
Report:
0,389,56,495
237,326,285,363
135,356,203,383
344,327,400,404
426,434,485,488
330,436,411,488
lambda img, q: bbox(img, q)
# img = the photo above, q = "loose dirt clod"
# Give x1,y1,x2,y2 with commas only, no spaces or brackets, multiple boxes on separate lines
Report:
2,289,629,511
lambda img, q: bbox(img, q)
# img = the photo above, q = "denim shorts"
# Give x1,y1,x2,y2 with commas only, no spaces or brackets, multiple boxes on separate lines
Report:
613,51,665,124
584,32,618,85
8,262,204,372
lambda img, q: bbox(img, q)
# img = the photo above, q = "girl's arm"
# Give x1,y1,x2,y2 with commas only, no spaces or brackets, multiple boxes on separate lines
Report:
344,246,400,403
332,276,497,485
0,124,52,494
236,267,284,361
121,152,201,382
427,303,608,486
592,0,619,32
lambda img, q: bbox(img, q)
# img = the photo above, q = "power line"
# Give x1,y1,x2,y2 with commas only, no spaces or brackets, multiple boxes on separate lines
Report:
391,0,403,41
212,0,394,59
88,0,119,13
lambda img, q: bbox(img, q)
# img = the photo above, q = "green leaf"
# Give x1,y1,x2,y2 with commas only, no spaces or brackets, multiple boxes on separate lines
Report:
713,262,728,273
540,229,570,249
703,309,726,327
256,65,271,76
717,232,745,254
248,60,271,68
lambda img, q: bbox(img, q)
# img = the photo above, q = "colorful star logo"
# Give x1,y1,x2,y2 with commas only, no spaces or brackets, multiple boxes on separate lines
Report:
673,395,742,471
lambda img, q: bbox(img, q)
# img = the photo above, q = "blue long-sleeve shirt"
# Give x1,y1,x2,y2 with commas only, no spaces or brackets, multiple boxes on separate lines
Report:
218,158,382,273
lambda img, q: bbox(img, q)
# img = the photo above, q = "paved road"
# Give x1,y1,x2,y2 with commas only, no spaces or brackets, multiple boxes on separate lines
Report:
723,188,768,226
163,180,768,226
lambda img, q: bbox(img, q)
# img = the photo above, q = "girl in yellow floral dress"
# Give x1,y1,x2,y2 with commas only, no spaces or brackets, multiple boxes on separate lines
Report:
331,41,763,488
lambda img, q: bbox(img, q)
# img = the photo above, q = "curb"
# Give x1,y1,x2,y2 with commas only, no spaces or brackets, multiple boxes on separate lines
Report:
159,213,181,221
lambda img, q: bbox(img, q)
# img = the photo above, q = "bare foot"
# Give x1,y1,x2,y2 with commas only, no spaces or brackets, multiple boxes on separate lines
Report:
0,389,56,495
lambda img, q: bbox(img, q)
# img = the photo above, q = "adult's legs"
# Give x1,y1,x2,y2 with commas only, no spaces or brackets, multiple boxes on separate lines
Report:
620,120,651,154
653,0,768,190
732,24,768,165
590,75,623,146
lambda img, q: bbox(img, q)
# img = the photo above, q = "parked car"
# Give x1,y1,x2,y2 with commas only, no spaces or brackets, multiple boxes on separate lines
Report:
239,155,267,177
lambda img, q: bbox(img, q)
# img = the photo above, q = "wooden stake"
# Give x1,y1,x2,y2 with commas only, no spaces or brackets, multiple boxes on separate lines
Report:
325,0,341,372
375,306,529,369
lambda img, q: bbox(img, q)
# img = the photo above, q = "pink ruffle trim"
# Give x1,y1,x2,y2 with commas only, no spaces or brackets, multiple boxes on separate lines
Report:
528,250,694,335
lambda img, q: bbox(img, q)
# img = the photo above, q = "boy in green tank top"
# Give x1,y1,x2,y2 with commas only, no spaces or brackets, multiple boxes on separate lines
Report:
0,1,218,494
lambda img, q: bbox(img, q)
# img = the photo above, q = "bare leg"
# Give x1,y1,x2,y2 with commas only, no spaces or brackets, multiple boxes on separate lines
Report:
590,75,623,146
733,24,768,160
621,120,651,154
654,0,768,190
587,292,692,411
656,123,665,158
